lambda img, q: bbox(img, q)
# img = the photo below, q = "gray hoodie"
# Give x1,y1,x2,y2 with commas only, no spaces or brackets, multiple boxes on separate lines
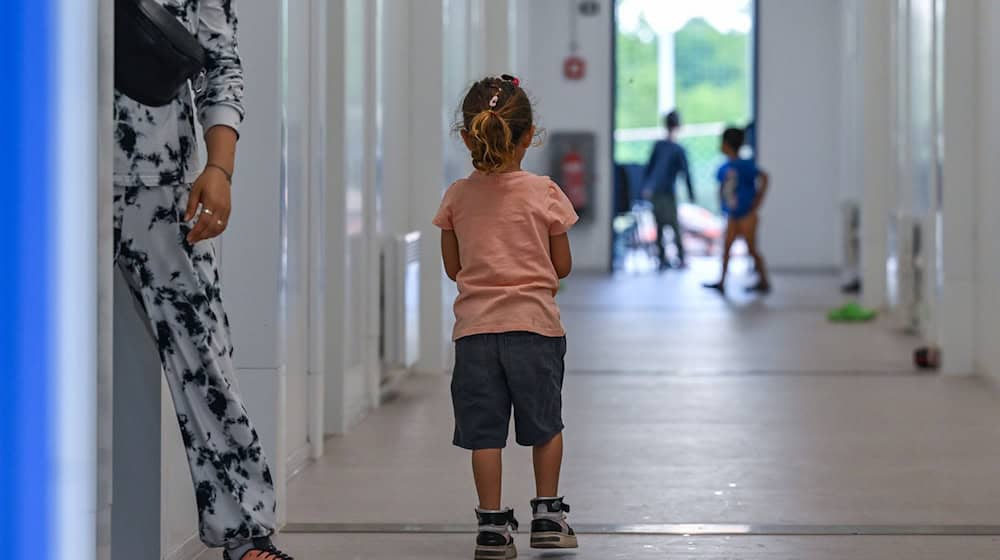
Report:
113,0,244,187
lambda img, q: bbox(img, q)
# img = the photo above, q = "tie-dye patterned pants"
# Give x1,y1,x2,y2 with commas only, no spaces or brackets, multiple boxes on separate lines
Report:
113,184,277,547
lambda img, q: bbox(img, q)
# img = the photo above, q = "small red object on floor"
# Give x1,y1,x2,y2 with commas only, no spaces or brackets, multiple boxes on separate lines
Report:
914,346,940,370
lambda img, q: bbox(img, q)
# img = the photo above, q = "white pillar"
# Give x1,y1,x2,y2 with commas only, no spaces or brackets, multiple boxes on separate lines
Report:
376,0,413,238
307,0,328,460
938,0,977,374
483,0,513,75
323,0,380,433
860,0,893,310
96,1,114,558
976,0,1000,377
322,0,348,434
221,0,288,524
411,0,451,374
363,0,382,414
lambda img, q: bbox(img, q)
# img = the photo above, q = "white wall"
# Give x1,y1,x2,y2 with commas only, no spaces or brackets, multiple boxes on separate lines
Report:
380,0,515,375
283,0,318,471
839,0,863,207
323,0,382,434
857,0,893,310
515,0,613,272
322,0,510,432
975,0,1000,377
845,0,986,376
407,0,450,374
378,0,412,240
757,0,843,270
936,0,976,375
375,0,446,374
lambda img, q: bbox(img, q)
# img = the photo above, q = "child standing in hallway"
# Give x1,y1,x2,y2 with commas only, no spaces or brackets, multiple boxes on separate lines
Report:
704,127,772,294
434,74,579,560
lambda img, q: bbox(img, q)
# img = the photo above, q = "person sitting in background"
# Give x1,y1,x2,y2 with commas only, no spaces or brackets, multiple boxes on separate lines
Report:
642,110,696,270
703,127,771,295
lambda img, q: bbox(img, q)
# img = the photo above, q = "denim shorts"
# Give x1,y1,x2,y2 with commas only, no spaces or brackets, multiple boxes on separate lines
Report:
451,332,567,450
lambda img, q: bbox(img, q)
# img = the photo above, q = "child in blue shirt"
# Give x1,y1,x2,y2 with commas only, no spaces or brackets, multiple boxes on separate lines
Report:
704,127,771,294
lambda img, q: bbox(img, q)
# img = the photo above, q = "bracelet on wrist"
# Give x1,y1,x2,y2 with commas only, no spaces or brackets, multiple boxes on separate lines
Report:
205,163,233,184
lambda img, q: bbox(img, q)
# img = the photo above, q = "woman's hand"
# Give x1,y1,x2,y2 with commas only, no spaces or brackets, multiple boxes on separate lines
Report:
185,125,238,245
184,165,232,244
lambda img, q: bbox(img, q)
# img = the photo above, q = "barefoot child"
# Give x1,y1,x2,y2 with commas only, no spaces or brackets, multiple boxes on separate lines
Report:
704,127,771,294
433,74,580,560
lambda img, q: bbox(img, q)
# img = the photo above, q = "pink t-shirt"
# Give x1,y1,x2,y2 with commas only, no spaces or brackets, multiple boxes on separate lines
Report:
433,170,579,341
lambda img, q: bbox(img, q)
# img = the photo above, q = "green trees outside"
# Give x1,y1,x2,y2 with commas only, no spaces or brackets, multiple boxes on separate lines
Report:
615,12,752,214
674,18,751,125
615,19,659,131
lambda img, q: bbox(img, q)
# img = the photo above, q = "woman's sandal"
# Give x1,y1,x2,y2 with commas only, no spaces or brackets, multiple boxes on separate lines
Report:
224,538,294,560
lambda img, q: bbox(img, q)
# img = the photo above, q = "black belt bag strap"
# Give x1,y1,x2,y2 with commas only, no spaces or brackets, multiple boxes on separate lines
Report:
115,0,206,107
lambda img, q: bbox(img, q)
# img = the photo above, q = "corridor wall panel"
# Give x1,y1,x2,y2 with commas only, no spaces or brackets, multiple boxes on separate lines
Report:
515,0,613,271
757,0,843,270
1,0,99,558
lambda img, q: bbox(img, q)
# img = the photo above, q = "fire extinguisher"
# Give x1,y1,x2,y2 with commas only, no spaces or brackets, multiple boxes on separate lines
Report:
561,148,588,212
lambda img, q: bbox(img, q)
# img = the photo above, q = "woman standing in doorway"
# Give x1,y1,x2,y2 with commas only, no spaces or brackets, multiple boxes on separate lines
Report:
114,1,293,559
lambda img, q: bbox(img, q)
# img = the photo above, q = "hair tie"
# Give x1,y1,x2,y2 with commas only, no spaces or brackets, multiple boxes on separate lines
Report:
488,93,499,108
501,73,520,87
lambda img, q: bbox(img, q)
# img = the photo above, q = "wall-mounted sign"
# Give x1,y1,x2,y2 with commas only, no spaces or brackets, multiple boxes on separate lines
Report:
579,1,600,16
566,0,589,81
563,55,586,80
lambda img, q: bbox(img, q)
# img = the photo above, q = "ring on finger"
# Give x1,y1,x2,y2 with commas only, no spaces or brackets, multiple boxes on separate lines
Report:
216,220,225,226
202,208,215,216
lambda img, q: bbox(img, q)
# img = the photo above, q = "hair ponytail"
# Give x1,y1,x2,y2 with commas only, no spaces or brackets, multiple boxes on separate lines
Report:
456,75,536,174
467,110,515,173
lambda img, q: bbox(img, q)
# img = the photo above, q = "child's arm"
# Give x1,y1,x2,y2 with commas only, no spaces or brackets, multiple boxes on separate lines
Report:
550,233,573,279
680,148,696,203
441,230,462,281
752,169,770,213
641,142,662,199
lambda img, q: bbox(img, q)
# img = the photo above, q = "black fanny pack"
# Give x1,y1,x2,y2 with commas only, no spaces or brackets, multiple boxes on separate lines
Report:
115,0,206,107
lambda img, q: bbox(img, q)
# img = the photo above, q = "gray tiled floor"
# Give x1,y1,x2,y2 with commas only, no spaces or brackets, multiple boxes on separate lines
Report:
223,534,1000,560
277,267,1000,558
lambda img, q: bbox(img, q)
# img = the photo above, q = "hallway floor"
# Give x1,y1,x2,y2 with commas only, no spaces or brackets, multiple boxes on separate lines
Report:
270,266,1000,558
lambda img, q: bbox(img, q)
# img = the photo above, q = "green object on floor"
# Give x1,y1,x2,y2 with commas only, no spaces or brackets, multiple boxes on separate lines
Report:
827,302,877,322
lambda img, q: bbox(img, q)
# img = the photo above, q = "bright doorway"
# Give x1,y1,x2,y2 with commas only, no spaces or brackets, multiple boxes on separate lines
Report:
612,0,756,271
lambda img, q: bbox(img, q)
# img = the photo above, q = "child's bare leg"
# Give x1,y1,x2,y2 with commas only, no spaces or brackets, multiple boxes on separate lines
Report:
706,220,738,292
533,432,563,497
742,213,770,289
473,449,503,510
720,221,737,283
